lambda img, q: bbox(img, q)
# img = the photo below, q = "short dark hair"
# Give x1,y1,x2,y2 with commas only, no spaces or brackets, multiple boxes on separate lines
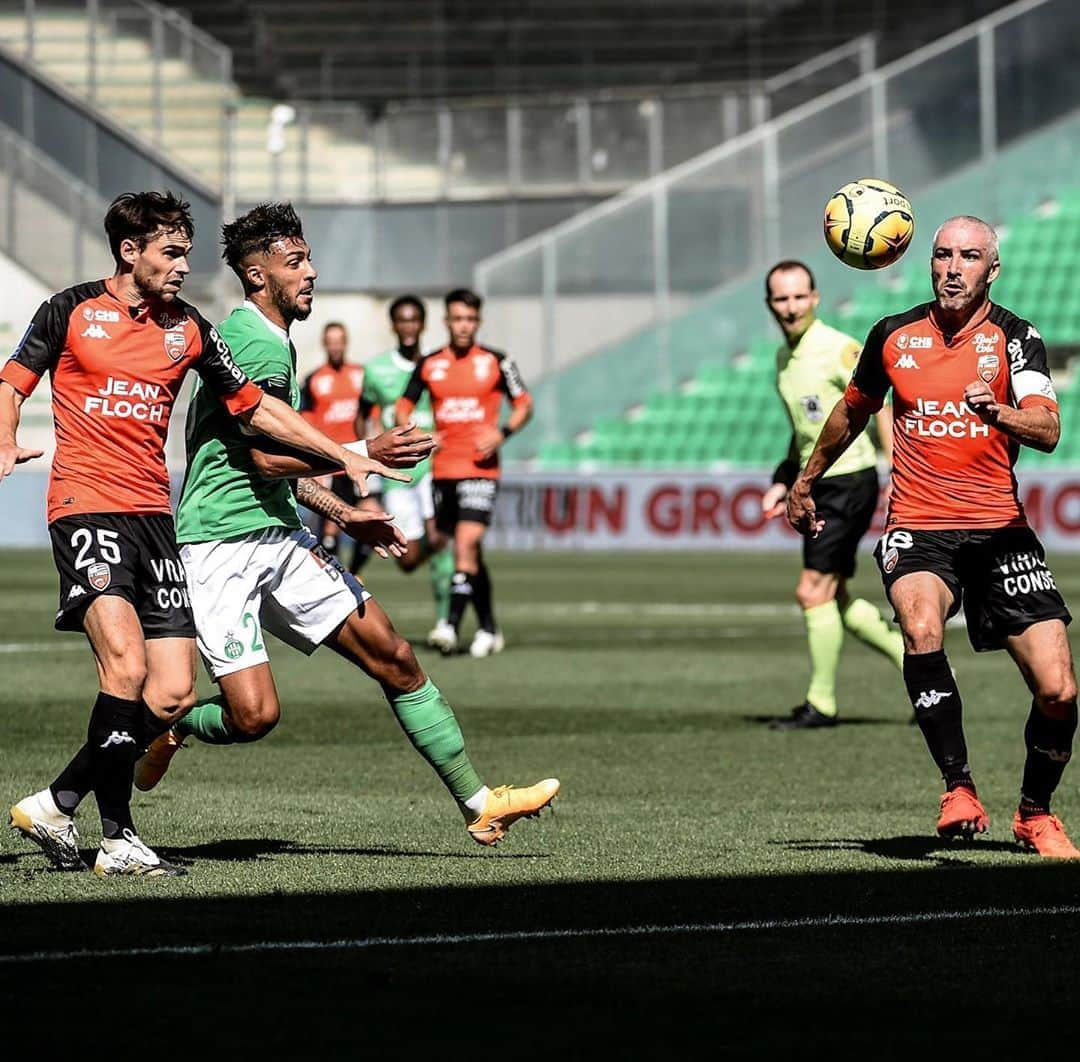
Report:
389,294,426,322
221,202,305,290
104,191,194,266
323,320,347,335
444,287,482,312
765,260,816,297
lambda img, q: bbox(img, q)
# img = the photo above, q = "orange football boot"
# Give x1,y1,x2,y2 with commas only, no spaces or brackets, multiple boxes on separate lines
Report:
134,728,185,792
1012,811,1080,858
936,787,989,840
467,779,560,846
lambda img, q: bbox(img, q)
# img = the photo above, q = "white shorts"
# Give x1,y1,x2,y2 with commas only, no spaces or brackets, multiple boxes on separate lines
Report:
180,525,371,680
382,474,435,542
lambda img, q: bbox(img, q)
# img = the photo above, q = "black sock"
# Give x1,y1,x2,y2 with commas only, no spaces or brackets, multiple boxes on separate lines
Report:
903,650,973,791
1020,698,1077,813
50,743,94,815
350,542,373,574
448,570,474,632
472,563,496,633
87,692,142,839
320,531,339,555
139,701,171,752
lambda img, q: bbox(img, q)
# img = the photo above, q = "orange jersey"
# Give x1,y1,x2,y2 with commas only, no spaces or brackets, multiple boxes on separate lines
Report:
0,279,262,523
299,362,364,444
845,301,1057,530
397,344,531,480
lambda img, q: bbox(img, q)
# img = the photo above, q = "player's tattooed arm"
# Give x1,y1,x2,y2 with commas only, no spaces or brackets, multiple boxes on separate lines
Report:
295,477,407,558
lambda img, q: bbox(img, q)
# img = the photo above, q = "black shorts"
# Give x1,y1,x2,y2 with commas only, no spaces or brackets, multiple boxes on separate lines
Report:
804,467,880,578
49,512,195,638
433,478,499,535
875,525,1071,652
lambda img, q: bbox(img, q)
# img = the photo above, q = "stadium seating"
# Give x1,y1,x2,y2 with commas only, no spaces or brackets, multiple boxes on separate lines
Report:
537,186,1080,472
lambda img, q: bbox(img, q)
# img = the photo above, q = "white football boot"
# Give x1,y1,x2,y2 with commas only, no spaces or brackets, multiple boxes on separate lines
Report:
9,789,85,870
427,619,458,655
469,629,505,658
94,829,187,878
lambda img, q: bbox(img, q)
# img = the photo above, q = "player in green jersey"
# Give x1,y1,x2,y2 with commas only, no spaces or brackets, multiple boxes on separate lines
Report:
137,203,560,846
358,295,455,646
760,260,905,729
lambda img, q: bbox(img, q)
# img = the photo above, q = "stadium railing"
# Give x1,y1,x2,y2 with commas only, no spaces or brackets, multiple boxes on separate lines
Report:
0,0,233,189
472,0,1080,458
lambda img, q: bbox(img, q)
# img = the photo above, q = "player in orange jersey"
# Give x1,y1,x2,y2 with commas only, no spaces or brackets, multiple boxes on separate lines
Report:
396,288,532,657
788,216,1079,858
300,321,369,570
0,191,396,876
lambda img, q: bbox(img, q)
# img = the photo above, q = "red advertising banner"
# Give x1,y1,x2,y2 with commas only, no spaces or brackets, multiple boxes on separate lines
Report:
488,470,1080,551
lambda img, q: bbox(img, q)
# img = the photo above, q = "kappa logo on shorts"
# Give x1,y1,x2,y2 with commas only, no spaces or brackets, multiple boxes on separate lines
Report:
87,562,111,591
67,585,86,601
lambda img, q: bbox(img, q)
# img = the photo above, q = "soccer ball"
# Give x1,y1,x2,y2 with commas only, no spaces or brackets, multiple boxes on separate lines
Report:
823,178,915,270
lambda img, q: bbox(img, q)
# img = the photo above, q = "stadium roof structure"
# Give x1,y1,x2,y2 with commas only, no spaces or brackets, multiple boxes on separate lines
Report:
169,0,1016,109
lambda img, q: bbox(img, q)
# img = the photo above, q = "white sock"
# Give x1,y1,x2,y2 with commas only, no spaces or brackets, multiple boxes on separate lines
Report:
35,787,65,821
462,786,491,817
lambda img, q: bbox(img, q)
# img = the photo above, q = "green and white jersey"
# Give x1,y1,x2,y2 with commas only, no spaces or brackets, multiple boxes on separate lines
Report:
776,318,877,480
362,348,433,492
176,302,302,543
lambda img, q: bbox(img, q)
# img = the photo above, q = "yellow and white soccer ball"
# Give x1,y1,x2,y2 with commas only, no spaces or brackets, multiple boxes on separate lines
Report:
823,177,915,270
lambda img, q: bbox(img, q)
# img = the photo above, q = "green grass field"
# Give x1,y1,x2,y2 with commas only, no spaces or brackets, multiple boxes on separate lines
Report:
3,546,1080,1055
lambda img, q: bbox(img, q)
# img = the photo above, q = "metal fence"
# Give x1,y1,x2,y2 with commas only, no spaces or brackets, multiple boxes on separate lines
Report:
253,36,875,204
473,0,1080,442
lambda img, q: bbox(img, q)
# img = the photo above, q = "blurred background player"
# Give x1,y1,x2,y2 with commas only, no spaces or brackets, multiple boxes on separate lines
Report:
299,321,369,573
788,216,1079,858
760,260,905,729
397,288,532,658
359,295,455,644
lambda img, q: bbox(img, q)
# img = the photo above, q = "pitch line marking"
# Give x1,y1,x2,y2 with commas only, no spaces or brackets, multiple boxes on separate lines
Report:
3,904,1079,965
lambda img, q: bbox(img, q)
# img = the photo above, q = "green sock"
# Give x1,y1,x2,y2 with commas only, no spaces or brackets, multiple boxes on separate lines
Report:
429,548,455,623
841,597,905,671
804,600,842,717
388,679,484,804
175,698,234,745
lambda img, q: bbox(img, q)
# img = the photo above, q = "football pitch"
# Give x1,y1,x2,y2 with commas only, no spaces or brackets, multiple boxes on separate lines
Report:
3,546,1080,1054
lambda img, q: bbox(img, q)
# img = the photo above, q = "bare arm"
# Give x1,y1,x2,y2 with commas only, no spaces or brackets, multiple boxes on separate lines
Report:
963,380,1060,452
295,477,407,559
239,392,409,494
250,424,435,480
786,398,872,536
0,382,43,479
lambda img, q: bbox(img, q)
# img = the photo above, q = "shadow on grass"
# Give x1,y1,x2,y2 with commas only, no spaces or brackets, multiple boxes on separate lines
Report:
0,836,546,870
778,834,1021,864
4,863,1080,1052
742,713,899,727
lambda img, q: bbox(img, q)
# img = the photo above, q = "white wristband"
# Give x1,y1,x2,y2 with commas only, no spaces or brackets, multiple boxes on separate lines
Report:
343,440,369,458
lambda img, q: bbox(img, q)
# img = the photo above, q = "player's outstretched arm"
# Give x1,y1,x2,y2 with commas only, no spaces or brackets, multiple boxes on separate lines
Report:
0,382,44,479
786,397,871,537
963,380,1060,452
250,424,434,480
295,477,407,559
241,392,410,495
